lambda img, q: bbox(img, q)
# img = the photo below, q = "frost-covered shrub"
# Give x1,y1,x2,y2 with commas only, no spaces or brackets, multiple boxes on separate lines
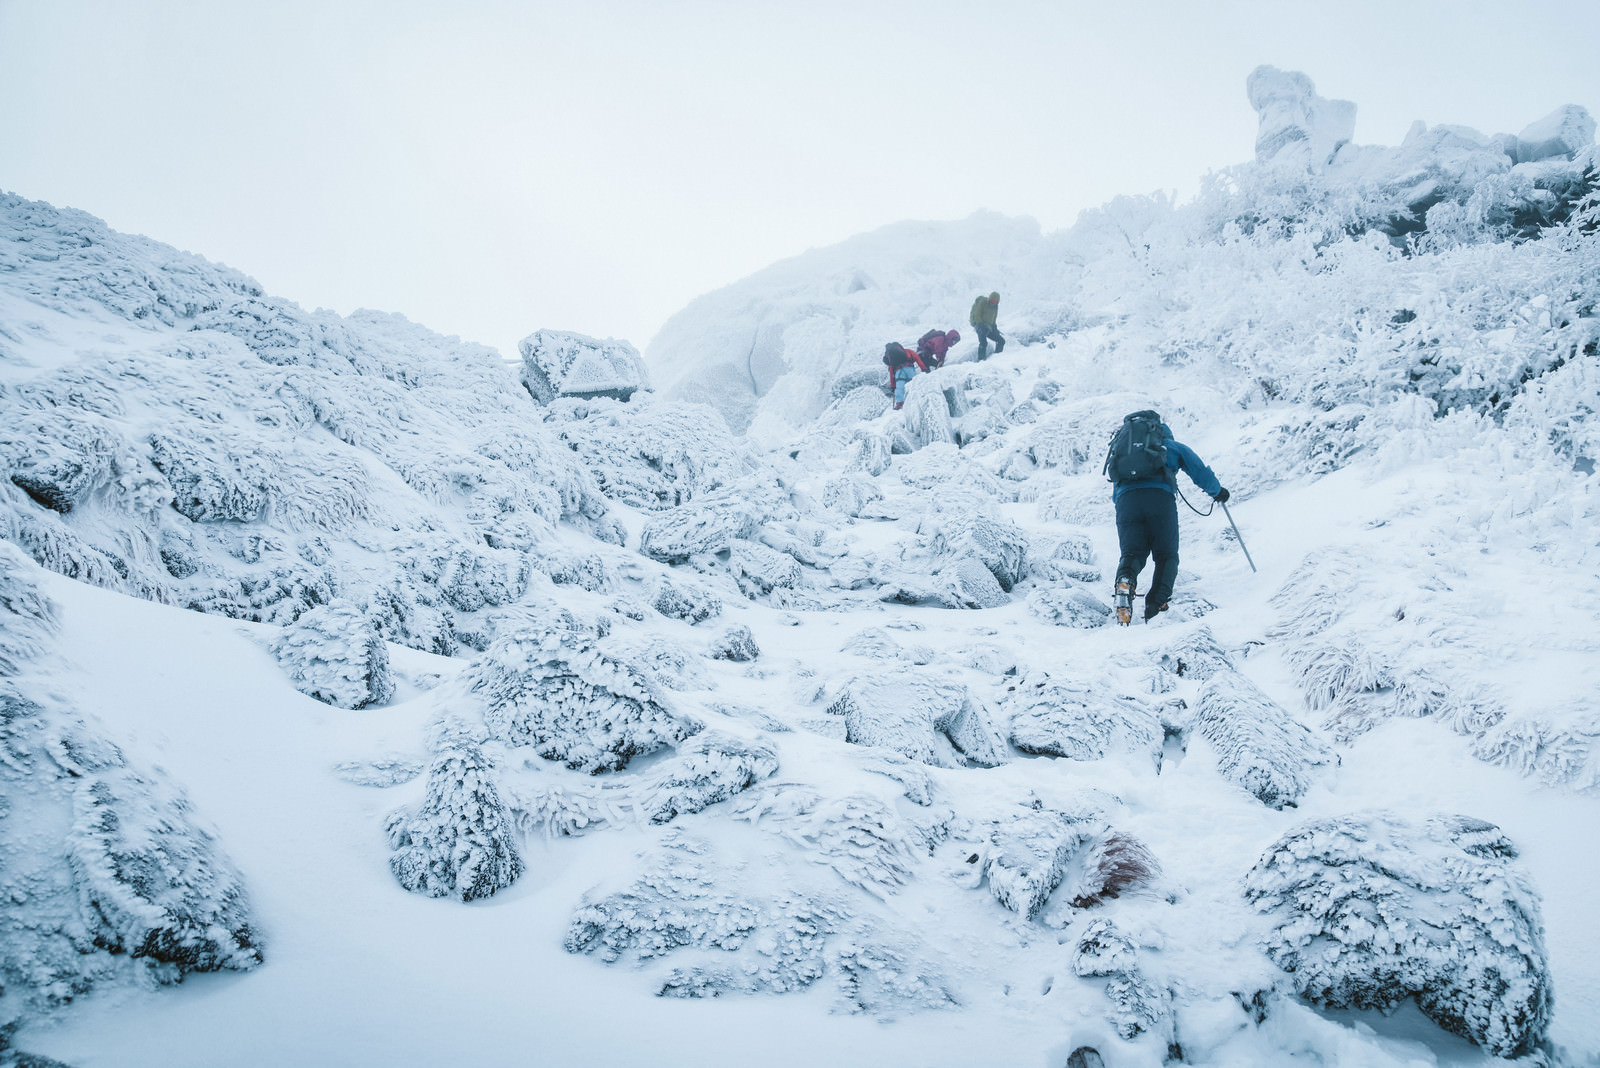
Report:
148,430,271,523
0,543,59,676
563,834,955,1012
1195,669,1335,808
709,625,760,662
1063,830,1161,907
384,746,523,902
826,674,1007,768
1005,675,1161,765
558,401,746,510
734,786,923,895
269,601,394,710
638,731,778,824
651,578,723,624
466,618,700,773
1244,811,1552,1058
0,689,262,1007
0,408,127,515
1073,918,1172,1041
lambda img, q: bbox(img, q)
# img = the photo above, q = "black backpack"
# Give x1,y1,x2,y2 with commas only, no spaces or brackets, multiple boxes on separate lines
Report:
916,329,944,352
1103,410,1170,484
883,342,911,369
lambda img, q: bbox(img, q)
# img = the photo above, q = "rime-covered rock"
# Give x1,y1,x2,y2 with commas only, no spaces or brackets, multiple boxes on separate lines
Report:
845,428,892,476
518,329,651,404
557,401,745,510
728,538,801,597
268,601,394,710
638,496,760,563
734,786,922,895
1246,65,1356,167
1027,587,1111,627
900,371,956,449
924,510,1029,591
814,385,890,428
638,731,779,824
2,409,124,515
1195,669,1335,808
1512,104,1595,164
1244,811,1553,1058
1005,675,1162,765
651,578,723,624
822,473,882,517
709,624,760,662
0,543,59,676
881,555,1009,611
466,617,700,773
385,746,523,902
332,757,424,787
826,674,1007,768
0,690,262,1007
979,803,1100,918
1153,626,1234,682
1073,918,1139,978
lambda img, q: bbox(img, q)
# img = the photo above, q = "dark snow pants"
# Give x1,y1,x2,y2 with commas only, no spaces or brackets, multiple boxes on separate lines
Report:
1114,488,1179,618
974,322,1005,360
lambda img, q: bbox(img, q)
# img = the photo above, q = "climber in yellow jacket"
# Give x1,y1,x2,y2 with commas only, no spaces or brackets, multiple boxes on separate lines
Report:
969,291,1005,360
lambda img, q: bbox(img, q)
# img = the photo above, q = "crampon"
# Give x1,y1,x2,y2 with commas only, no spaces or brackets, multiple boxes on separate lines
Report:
1114,579,1135,626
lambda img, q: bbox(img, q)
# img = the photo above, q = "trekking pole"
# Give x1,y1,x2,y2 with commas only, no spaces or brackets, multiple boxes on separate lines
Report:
1219,500,1257,573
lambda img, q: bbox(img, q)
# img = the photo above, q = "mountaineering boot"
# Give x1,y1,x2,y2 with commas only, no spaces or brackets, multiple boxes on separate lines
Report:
1114,579,1134,626
1143,601,1168,624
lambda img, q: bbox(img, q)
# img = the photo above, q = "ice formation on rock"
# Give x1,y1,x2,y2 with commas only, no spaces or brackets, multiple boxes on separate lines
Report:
825,674,1007,769
1004,675,1162,765
1244,811,1553,1057
269,600,394,709
1246,65,1357,167
1195,669,1336,808
518,329,651,404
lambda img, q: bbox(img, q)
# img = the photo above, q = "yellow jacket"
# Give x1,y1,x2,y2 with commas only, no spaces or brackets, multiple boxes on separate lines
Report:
969,293,998,327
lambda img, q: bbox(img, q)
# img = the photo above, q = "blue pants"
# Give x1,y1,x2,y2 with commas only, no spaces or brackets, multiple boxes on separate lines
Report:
973,322,1005,360
1115,488,1179,617
892,365,918,406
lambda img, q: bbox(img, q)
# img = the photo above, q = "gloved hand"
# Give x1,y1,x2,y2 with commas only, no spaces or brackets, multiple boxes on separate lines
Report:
1214,488,1231,504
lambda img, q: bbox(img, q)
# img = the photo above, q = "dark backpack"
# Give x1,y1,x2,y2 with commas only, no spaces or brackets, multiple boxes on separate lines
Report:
883,342,911,369
916,329,944,352
1103,410,1170,484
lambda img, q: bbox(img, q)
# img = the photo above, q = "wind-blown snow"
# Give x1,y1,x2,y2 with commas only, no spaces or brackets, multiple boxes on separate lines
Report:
2,66,1598,1068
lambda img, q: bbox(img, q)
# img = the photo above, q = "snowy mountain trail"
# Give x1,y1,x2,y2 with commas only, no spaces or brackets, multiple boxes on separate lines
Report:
4,67,1598,1067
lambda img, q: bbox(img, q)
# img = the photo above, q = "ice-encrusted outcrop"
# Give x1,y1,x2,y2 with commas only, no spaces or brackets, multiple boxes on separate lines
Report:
1244,811,1553,1058
1004,675,1162,765
975,802,1158,919
1246,65,1357,167
1073,919,1173,1043
0,543,59,676
1,695,261,1005
1195,669,1336,808
268,601,394,709
637,495,761,563
708,624,760,662
518,329,651,404
825,674,1007,769
385,746,524,902
465,617,700,773
651,577,723,624
637,731,778,824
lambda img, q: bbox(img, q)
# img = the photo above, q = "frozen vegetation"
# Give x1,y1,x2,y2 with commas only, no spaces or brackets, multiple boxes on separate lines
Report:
2,65,1598,1067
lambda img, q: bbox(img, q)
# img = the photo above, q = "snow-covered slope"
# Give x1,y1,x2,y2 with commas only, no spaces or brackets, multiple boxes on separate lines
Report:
3,67,1598,1068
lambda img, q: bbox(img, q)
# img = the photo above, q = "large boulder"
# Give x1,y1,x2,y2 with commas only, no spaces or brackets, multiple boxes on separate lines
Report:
1246,65,1356,167
1511,104,1596,163
519,329,651,404
1244,812,1553,1058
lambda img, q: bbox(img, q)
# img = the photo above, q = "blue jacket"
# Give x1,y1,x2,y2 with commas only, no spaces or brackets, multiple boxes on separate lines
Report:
1112,427,1222,503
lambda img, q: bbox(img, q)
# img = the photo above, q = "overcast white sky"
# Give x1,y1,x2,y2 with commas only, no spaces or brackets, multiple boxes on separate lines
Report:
2,0,1596,357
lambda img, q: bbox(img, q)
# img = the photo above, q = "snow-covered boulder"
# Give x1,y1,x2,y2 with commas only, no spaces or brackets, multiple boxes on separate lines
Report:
1152,626,1234,682
651,578,723,624
825,674,1007,768
466,617,701,774
638,496,761,563
924,510,1029,591
518,329,651,404
1005,675,1162,765
385,746,524,902
1195,669,1336,808
1244,811,1553,1058
637,731,778,824
0,543,59,676
0,691,262,1007
1512,105,1596,163
556,401,745,510
269,601,394,710
822,473,882,517
728,538,801,597
1026,587,1111,627
977,802,1127,918
900,370,957,449
708,624,760,662
1246,65,1356,167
